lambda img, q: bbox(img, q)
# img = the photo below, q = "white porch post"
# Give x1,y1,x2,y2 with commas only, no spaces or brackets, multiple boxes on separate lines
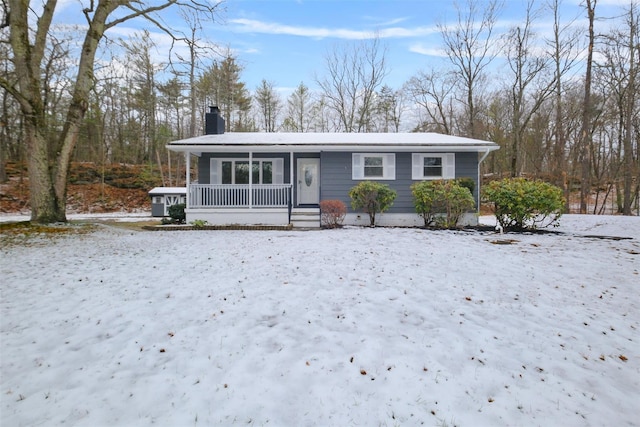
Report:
185,151,191,208
249,151,253,209
290,151,294,207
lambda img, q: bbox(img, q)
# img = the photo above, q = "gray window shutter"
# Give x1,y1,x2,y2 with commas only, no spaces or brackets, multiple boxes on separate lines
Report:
412,154,422,180
443,154,455,179
273,158,284,184
352,154,364,179
210,159,219,184
385,154,396,179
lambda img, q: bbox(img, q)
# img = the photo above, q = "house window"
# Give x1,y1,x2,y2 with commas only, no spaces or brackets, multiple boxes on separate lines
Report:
364,156,384,177
261,161,273,184
212,158,283,184
352,153,395,180
412,153,455,180
423,157,442,177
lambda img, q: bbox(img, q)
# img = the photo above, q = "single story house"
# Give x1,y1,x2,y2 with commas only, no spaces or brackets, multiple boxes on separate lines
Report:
167,107,499,227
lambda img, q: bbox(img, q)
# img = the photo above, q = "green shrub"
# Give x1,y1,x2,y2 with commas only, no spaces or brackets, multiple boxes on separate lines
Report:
455,177,476,196
411,180,476,228
483,178,565,230
348,181,397,227
190,219,208,229
167,203,186,224
320,200,347,228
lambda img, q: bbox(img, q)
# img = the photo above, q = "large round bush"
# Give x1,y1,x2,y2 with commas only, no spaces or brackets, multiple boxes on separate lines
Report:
483,178,565,230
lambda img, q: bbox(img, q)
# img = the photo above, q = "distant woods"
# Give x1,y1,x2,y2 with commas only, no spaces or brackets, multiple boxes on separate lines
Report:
1,0,638,215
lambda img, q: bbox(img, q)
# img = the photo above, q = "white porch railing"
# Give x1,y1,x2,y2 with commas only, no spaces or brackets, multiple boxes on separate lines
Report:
189,184,292,208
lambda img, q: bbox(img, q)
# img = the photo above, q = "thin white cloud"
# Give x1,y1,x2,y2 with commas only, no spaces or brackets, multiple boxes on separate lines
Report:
408,43,447,57
229,18,438,40
362,15,411,26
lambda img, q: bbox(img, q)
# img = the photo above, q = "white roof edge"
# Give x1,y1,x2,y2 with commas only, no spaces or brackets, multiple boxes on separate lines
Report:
166,132,500,152
166,144,499,153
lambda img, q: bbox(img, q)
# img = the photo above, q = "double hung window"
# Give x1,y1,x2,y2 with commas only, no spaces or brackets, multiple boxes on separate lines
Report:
411,153,455,180
352,153,395,180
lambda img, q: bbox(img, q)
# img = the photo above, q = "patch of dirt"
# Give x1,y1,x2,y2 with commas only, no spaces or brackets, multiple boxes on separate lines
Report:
0,221,98,246
1,162,163,214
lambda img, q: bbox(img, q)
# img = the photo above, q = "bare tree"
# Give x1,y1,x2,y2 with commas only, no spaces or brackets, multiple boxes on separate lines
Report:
438,0,502,138
1,0,220,223
598,2,639,215
619,2,639,215
316,37,388,133
405,68,456,134
171,8,220,138
503,0,556,177
579,0,597,214
122,30,161,163
546,0,582,207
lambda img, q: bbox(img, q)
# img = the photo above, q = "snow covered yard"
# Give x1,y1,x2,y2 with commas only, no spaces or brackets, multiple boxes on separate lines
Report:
1,215,638,427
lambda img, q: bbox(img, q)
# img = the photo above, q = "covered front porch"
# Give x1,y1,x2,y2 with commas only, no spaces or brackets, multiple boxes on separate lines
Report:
179,150,320,226
185,183,296,226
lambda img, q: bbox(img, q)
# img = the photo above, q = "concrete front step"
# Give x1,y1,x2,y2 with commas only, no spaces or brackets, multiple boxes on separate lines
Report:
290,208,321,228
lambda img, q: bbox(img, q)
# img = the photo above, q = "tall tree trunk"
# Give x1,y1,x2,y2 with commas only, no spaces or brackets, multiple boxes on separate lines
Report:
622,5,637,215
27,126,64,222
580,0,596,214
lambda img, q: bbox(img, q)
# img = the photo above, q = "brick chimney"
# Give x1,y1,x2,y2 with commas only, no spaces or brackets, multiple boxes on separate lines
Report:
205,106,225,135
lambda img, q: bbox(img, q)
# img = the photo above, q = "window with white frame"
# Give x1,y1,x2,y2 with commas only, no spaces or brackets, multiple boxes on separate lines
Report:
352,153,395,180
210,158,284,184
411,153,455,180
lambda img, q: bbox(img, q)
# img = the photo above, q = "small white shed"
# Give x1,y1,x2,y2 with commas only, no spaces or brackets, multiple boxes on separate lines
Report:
149,187,187,217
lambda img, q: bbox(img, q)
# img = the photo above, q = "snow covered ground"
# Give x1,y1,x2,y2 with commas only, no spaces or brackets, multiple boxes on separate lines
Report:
1,215,638,427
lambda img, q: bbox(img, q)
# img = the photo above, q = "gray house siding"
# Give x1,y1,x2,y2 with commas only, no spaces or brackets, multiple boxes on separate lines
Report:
198,150,480,211
320,151,479,214
455,152,480,206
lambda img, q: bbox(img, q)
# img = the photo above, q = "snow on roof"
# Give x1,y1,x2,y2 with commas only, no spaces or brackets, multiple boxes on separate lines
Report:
148,187,187,195
167,132,499,153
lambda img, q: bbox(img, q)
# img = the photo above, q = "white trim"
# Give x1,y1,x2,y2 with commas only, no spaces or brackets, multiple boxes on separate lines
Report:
185,153,191,207
170,144,496,154
411,153,455,180
249,152,253,208
352,153,396,180
167,132,500,153
289,152,294,190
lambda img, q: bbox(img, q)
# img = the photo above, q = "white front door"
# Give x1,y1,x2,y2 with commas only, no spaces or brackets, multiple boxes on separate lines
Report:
297,158,320,205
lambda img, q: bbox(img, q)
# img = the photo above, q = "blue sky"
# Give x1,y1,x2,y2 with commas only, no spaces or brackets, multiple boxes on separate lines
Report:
212,0,449,92
197,0,629,94
55,0,633,94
